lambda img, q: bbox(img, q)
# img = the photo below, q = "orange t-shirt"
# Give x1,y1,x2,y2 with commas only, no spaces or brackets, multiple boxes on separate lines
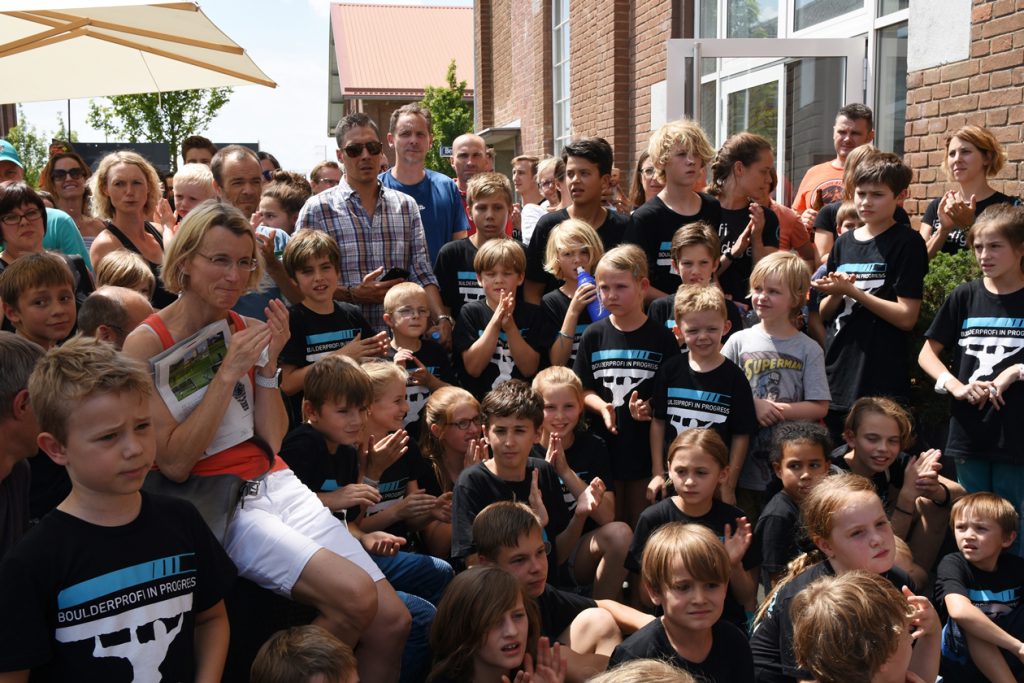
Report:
791,161,844,214
772,200,811,251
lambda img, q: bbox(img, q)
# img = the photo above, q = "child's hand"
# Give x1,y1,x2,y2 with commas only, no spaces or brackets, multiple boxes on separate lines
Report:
646,474,666,503
990,364,1023,409
904,449,942,499
568,282,597,317
628,391,652,422
464,437,489,469
366,429,409,474
335,483,381,510
397,491,440,522
903,586,940,640
754,398,784,427
361,531,406,556
724,517,753,566
524,637,567,683
575,478,606,518
528,468,550,528
431,491,453,523
904,673,927,683
811,271,856,297
338,331,389,360
599,401,618,435
545,433,569,476
952,380,998,409
394,349,434,385
497,290,517,330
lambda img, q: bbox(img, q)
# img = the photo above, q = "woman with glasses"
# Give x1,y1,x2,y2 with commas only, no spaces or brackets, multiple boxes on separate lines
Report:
536,157,570,213
628,151,664,211
89,151,176,308
0,182,94,332
123,200,411,680
38,152,105,252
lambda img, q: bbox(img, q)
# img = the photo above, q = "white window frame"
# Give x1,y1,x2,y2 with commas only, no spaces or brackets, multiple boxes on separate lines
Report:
552,0,571,154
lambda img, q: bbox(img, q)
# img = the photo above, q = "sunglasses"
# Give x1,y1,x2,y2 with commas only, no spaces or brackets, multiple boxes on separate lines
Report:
51,168,85,181
342,141,383,158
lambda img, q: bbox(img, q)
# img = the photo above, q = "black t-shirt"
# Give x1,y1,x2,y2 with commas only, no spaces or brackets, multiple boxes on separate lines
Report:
648,292,744,347
0,493,236,680
526,209,631,291
651,352,757,457
824,224,927,410
0,459,30,562
573,317,680,481
608,618,754,683
935,551,1024,622
454,299,555,399
434,237,484,318
450,459,571,561
750,561,914,683
530,431,615,537
814,200,911,239
830,444,908,509
540,288,593,367
753,491,810,584
364,441,428,537
280,423,361,522
716,204,781,303
626,497,759,630
926,279,1024,463
537,584,597,641
385,340,455,441
28,449,71,523
623,194,722,295
921,191,1020,256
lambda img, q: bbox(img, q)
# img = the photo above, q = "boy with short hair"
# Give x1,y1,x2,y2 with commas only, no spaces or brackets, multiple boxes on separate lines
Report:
0,251,76,349
936,492,1024,682
754,421,832,590
646,222,744,346
250,625,357,683
573,244,679,527
723,252,831,519
172,162,217,222
812,153,927,438
0,337,235,681
650,284,756,505
279,229,388,424
383,282,454,438
434,172,517,318
792,571,940,683
454,240,554,398
524,137,632,303
450,380,600,571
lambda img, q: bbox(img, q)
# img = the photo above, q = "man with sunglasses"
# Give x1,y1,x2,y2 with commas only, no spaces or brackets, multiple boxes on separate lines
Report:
380,103,468,264
0,140,92,270
297,113,452,344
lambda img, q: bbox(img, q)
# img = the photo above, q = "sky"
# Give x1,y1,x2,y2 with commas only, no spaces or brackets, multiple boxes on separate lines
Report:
18,0,472,174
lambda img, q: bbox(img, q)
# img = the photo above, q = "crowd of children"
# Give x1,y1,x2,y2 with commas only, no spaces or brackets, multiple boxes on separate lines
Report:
2,115,1024,683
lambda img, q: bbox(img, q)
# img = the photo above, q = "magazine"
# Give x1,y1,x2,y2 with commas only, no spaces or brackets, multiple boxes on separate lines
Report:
150,318,255,456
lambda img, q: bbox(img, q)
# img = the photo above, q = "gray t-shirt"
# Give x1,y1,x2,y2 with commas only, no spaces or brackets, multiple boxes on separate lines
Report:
723,326,831,490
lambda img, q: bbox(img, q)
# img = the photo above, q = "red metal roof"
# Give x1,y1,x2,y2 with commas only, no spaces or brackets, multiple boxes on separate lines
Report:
331,3,474,99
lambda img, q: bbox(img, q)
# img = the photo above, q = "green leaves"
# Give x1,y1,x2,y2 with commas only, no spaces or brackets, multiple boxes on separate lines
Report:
421,60,472,178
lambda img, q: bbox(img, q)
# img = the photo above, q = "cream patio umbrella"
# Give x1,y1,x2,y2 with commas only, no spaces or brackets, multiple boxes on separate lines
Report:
0,0,275,104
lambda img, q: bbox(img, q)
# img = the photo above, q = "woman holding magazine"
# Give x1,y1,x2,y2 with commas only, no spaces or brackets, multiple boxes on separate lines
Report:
123,199,410,682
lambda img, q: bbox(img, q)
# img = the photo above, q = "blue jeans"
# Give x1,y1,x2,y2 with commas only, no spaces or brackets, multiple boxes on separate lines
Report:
396,591,435,683
373,550,453,605
955,458,1024,556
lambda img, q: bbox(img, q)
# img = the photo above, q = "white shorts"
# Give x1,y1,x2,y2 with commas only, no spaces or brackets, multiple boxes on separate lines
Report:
223,468,384,596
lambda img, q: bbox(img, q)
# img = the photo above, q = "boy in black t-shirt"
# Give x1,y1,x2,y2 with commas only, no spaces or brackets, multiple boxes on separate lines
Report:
279,229,388,425
812,152,927,438
0,338,235,681
382,282,454,439
454,239,554,398
650,284,756,504
474,502,654,682
936,493,1024,682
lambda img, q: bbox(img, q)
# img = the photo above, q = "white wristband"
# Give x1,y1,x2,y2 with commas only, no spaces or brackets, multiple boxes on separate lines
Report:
935,371,954,395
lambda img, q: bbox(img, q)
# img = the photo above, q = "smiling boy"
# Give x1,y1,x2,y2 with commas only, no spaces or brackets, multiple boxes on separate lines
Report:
0,252,76,349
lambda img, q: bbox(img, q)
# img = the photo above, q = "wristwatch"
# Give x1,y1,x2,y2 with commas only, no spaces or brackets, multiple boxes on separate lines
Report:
437,315,455,326
255,368,282,389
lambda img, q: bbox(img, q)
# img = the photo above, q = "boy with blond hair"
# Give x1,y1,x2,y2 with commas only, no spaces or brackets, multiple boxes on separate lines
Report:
0,337,235,681
0,252,76,349
454,239,554,398
434,172,518,319
649,284,756,504
383,282,454,438
723,252,830,518
936,493,1024,682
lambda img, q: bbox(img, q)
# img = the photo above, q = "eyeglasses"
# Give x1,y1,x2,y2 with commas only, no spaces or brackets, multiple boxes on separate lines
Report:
1,208,42,226
539,179,556,188
394,306,430,320
450,416,483,430
641,167,657,178
196,252,258,272
316,177,341,186
51,168,85,182
342,141,384,158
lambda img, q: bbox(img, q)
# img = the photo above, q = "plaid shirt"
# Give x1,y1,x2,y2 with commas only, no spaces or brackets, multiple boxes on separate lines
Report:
296,177,438,330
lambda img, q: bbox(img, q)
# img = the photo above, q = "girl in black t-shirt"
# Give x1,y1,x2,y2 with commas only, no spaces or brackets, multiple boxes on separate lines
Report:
541,219,605,367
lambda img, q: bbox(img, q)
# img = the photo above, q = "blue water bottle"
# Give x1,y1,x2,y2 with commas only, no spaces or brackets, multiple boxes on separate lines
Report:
576,266,609,321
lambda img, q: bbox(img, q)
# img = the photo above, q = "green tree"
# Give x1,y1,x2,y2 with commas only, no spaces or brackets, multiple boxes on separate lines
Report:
86,87,231,172
421,60,473,177
6,106,56,187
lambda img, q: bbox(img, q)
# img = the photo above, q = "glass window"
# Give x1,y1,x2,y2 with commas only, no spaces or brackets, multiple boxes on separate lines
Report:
728,0,778,37
726,81,778,140
875,23,907,156
552,0,571,153
878,0,908,16
700,81,718,142
793,0,862,31
784,58,845,206
699,0,718,37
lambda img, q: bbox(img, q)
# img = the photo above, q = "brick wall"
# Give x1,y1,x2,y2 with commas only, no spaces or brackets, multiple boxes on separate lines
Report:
903,0,1024,216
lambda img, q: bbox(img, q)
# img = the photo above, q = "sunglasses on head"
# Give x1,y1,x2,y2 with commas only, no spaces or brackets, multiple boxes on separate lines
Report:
342,141,383,158
51,168,85,181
